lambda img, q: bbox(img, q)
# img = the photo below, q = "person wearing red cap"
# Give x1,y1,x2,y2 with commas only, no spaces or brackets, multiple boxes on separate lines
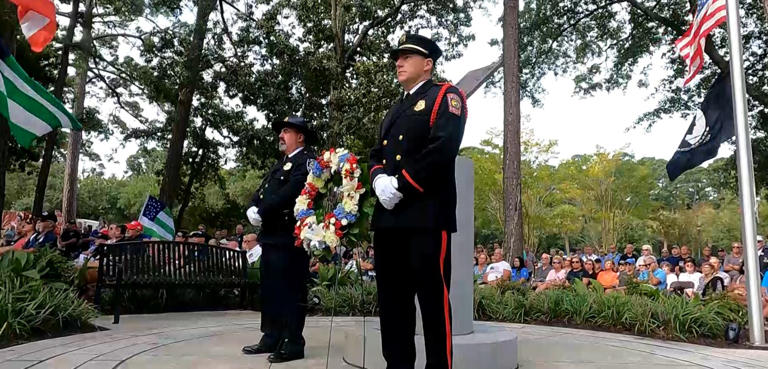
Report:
122,221,148,242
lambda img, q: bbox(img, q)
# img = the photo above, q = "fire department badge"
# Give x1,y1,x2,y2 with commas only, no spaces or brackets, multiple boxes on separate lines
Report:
283,162,293,170
414,100,426,111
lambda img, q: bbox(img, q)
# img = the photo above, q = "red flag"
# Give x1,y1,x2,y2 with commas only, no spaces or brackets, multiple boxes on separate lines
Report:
674,0,727,86
9,0,58,53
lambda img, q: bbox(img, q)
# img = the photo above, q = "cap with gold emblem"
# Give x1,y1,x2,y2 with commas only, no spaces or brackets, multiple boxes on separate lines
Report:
389,33,442,62
271,115,318,144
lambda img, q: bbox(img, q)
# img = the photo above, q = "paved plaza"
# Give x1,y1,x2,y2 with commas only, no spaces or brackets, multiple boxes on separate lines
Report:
0,311,767,368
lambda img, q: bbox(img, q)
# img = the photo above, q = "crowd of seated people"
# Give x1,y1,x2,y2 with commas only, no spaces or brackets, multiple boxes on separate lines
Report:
473,240,768,303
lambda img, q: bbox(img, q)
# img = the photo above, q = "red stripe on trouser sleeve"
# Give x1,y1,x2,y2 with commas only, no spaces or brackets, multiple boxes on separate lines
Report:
439,230,452,369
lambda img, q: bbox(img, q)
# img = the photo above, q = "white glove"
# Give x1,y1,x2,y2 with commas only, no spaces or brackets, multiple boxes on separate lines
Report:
381,191,403,210
246,206,262,227
373,175,403,210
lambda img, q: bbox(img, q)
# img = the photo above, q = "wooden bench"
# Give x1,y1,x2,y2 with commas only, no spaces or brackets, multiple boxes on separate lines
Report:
93,240,257,324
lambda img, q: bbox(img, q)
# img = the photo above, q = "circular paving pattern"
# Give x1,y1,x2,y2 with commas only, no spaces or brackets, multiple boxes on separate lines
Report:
0,311,767,369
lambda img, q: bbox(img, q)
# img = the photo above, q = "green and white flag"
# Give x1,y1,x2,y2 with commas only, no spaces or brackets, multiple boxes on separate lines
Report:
138,195,175,241
0,39,81,148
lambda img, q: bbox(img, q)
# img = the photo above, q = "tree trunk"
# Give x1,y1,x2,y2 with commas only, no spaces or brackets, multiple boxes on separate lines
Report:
32,0,81,216
327,0,344,147
0,2,15,213
62,0,93,223
158,0,216,208
175,148,203,227
564,234,570,256
764,0,768,21
502,0,523,262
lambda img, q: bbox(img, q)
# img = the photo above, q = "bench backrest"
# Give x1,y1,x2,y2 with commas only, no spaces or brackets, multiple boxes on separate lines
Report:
96,241,248,286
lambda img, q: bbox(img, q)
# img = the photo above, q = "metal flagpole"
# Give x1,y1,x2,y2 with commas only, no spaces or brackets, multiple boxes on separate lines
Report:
724,0,765,345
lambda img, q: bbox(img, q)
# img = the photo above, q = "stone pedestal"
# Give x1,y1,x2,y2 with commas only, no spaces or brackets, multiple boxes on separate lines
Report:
343,319,518,369
343,157,518,369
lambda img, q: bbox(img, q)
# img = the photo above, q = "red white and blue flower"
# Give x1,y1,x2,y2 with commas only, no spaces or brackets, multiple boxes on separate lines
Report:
294,148,364,253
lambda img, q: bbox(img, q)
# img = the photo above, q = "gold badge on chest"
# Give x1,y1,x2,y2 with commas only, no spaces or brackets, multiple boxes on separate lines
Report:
414,100,426,111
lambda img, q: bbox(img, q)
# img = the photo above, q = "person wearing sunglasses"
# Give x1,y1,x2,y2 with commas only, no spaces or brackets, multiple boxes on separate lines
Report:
565,257,588,285
0,214,36,255
536,255,567,292
724,242,744,281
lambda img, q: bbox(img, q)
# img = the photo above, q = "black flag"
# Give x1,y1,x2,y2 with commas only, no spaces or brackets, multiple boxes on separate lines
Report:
666,73,734,181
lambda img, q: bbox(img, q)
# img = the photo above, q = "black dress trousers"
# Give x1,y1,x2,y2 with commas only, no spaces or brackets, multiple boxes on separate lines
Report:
259,241,309,351
375,229,453,369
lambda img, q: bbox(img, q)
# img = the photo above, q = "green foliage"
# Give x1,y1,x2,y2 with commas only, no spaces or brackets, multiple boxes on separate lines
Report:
246,259,260,285
467,130,745,255
312,279,746,342
473,282,747,342
505,0,768,192
312,283,378,317
312,264,358,290
0,250,97,345
0,249,76,284
0,272,98,346
97,287,247,315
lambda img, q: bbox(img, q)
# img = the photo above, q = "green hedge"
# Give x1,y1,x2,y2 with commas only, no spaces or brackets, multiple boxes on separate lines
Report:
0,250,98,346
474,281,746,341
313,279,748,342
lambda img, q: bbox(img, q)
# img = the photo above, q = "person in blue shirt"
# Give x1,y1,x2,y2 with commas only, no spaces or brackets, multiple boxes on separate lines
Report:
761,269,768,291
510,256,529,283
602,244,620,268
23,211,58,251
641,256,667,290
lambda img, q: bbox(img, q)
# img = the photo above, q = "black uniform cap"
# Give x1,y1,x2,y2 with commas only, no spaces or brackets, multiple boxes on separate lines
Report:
271,115,318,145
39,211,58,223
389,33,442,62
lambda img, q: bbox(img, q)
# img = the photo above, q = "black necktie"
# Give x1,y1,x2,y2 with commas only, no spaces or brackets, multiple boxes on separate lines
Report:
402,92,411,103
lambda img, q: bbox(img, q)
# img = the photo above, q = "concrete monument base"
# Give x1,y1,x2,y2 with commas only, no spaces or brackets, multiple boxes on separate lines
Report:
342,319,518,369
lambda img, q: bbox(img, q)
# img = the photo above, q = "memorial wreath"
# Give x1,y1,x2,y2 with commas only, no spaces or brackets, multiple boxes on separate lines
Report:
293,148,366,254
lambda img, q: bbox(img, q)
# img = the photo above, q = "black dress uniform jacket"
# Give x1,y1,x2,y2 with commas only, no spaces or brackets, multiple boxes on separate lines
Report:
369,79,467,232
370,79,467,369
248,147,314,352
249,148,314,245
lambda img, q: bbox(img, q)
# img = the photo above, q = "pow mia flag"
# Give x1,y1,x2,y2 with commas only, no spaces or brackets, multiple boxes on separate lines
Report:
666,73,735,181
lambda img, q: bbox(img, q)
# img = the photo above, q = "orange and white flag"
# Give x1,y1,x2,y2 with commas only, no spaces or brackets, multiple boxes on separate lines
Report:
9,0,57,53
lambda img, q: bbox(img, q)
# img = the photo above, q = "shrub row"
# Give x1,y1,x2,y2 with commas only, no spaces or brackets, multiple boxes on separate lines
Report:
474,281,746,341
312,278,748,342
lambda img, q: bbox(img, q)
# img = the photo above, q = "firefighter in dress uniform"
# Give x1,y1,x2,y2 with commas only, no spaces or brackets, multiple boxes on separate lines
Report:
242,116,316,364
369,34,468,369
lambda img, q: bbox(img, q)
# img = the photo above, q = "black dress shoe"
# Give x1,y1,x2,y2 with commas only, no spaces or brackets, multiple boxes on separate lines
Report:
242,343,275,355
267,350,304,363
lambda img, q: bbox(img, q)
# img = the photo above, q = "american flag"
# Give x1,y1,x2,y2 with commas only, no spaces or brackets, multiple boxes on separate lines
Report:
674,0,727,86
